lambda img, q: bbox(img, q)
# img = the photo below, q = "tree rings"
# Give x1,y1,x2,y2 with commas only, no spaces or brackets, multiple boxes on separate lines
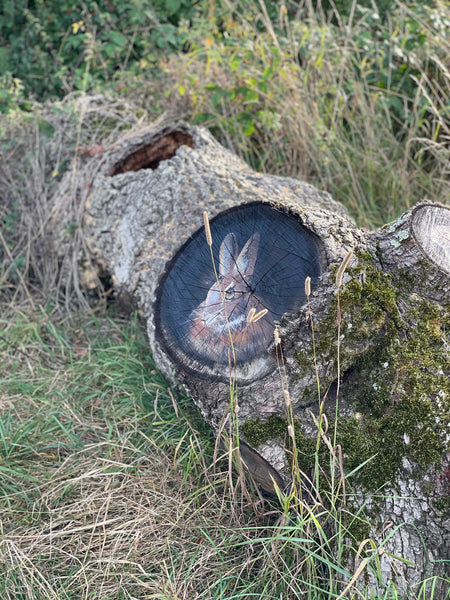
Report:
154,202,323,382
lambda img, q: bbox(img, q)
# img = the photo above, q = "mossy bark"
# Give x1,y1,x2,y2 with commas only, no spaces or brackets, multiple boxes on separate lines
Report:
77,122,449,598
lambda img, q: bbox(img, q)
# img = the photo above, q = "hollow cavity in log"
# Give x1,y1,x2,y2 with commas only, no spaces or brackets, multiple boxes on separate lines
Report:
108,130,195,175
154,202,324,381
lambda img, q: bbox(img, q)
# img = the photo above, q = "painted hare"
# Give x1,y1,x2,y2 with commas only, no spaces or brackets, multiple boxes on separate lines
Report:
190,231,274,364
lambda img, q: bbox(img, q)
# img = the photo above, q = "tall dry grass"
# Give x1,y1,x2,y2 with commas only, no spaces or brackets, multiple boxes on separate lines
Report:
155,0,449,227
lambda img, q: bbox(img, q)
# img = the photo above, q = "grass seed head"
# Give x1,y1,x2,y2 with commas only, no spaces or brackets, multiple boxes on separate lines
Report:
274,327,281,346
283,388,292,408
335,249,354,289
246,307,256,323
247,307,268,324
305,276,311,297
203,211,212,246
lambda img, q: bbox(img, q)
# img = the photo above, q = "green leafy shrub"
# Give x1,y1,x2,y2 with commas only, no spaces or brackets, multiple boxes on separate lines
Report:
0,0,195,101
0,73,25,114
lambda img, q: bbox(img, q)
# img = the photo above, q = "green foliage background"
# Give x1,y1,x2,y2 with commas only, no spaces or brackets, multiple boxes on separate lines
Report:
0,0,193,102
1,0,448,228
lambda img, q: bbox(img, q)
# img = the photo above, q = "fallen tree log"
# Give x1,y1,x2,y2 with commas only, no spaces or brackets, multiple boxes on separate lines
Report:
76,122,449,597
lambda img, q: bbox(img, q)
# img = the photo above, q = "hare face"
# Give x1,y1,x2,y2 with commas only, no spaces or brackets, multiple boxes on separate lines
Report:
190,231,274,363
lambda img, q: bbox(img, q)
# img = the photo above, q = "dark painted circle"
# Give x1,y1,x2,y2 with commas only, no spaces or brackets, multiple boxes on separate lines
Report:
155,202,323,375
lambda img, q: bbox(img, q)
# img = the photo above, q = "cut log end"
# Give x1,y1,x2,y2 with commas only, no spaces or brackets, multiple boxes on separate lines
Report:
412,205,450,274
154,201,325,383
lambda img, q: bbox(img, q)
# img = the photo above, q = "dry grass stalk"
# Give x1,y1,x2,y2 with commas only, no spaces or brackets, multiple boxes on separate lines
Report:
336,539,385,600
0,96,145,311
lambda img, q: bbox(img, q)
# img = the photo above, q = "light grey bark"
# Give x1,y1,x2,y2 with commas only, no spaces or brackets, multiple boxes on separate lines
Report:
78,122,449,598
376,203,450,301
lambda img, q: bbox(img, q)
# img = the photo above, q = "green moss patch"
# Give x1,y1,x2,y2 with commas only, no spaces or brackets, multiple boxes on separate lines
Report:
338,293,449,492
295,251,402,387
290,251,448,497
241,415,287,448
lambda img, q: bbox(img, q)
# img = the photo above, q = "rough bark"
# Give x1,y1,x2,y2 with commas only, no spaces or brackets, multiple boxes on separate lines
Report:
78,122,449,598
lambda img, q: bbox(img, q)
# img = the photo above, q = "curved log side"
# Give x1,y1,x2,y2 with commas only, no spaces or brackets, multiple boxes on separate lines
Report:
81,122,450,598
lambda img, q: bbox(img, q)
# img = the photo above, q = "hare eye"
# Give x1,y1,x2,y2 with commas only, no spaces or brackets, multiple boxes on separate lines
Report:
224,285,235,300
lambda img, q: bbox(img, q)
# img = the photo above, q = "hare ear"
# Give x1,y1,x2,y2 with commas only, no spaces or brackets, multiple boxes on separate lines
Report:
219,232,239,276
236,231,260,278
